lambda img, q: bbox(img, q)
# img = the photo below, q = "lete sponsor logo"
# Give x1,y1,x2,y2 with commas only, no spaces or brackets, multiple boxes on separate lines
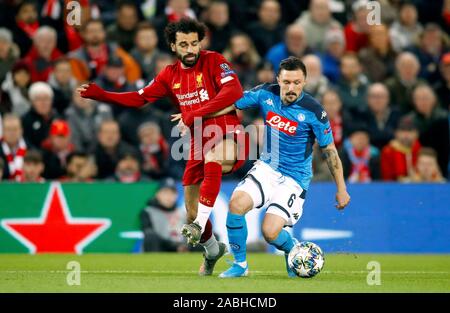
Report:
266,111,298,135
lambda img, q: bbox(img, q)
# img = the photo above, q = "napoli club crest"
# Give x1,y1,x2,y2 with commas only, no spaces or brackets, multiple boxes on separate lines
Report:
297,113,306,122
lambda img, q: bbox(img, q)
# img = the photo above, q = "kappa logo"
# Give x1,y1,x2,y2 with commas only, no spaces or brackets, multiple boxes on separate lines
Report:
265,98,274,106
199,89,209,102
173,82,181,89
321,110,327,120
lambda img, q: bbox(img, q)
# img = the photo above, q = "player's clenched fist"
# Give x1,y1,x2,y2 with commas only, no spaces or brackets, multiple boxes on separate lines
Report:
335,190,350,210
77,82,104,99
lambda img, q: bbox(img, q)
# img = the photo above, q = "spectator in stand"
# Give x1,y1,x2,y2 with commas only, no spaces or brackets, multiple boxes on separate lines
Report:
412,147,446,183
344,0,370,53
340,126,380,183
407,23,449,85
222,32,261,90
11,0,40,57
61,151,97,182
336,53,369,120
23,26,63,83
294,0,342,52
266,24,313,73
94,119,138,179
385,52,426,114
380,116,422,182
407,84,449,176
205,0,235,53
434,52,450,108
140,178,189,252
65,87,113,154
389,2,423,53
1,60,32,116
441,0,450,35
255,61,275,85
0,157,4,181
130,22,163,81
48,58,77,115
106,1,141,52
0,28,19,84
319,29,346,84
22,82,58,148
138,122,169,179
69,19,141,83
39,0,91,53
18,149,45,182
246,0,285,57
109,153,149,183
302,54,330,100
41,119,75,179
0,113,27,180
322,89,351,150
363,83,401,150
358,24,397,82
152,0,196,53
94,57,136,118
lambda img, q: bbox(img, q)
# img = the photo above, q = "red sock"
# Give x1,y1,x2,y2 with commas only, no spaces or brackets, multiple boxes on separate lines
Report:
200,219,213,243
199,162,222,207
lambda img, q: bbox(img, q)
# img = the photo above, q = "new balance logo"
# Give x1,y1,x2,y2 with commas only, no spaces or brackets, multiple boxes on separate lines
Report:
266,111,298,136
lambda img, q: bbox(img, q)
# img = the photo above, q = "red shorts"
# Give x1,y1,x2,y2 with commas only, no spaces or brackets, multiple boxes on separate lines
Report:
182,113,249,186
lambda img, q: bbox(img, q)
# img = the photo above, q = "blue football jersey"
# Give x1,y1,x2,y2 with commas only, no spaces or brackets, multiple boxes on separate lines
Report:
235,83,334,190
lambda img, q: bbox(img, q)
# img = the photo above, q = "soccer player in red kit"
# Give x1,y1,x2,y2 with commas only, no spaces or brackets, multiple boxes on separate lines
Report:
77,19,248,275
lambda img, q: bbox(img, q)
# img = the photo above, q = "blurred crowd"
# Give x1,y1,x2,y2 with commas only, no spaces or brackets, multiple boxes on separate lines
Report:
0,0,449,184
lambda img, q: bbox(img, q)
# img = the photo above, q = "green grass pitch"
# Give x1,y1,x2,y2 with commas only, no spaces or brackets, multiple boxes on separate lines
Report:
0,253,449,292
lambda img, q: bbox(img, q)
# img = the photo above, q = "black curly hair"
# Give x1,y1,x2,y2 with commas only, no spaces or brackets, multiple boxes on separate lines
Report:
164,18,207,48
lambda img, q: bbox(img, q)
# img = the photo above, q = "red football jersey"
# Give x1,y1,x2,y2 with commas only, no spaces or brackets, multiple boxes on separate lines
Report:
137,50,241,114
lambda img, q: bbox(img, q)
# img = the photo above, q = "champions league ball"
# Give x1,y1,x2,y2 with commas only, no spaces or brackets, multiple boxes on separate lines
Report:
288,241,325,278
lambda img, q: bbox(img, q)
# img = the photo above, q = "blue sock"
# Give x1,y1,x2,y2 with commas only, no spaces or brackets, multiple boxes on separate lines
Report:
226,212,247,263
269,229,294,254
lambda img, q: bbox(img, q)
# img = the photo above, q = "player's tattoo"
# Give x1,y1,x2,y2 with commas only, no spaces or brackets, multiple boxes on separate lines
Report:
322,148,340,178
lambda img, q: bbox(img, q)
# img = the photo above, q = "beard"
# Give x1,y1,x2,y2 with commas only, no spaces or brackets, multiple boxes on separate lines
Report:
282,92,298,104
177,52,200,67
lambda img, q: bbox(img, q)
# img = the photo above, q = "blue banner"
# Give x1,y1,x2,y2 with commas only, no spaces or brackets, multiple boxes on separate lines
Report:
186,182,450,253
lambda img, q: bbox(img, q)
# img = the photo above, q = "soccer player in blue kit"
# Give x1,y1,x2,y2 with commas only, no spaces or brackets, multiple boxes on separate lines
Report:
219,57,351,278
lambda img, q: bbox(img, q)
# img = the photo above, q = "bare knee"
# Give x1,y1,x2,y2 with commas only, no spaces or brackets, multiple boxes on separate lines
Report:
229,192,253,215
204,149,222,164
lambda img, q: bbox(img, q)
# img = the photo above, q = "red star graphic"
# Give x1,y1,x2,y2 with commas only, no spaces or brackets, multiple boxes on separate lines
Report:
1,183,110,254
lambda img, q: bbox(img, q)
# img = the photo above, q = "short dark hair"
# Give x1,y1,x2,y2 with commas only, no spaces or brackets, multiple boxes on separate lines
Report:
66,151,89,165
82,19,104,32
24,150,43,164
418,147,438,159
164,18,207,47
277,56,307,78
136,21,156,33
117,0,137,11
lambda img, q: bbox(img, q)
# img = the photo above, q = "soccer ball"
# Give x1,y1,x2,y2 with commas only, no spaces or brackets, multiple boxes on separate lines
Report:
288,241,325,278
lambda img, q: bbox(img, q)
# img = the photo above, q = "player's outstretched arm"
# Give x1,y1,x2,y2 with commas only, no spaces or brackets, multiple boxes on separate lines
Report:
321,143,350,210
77,83,147,107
